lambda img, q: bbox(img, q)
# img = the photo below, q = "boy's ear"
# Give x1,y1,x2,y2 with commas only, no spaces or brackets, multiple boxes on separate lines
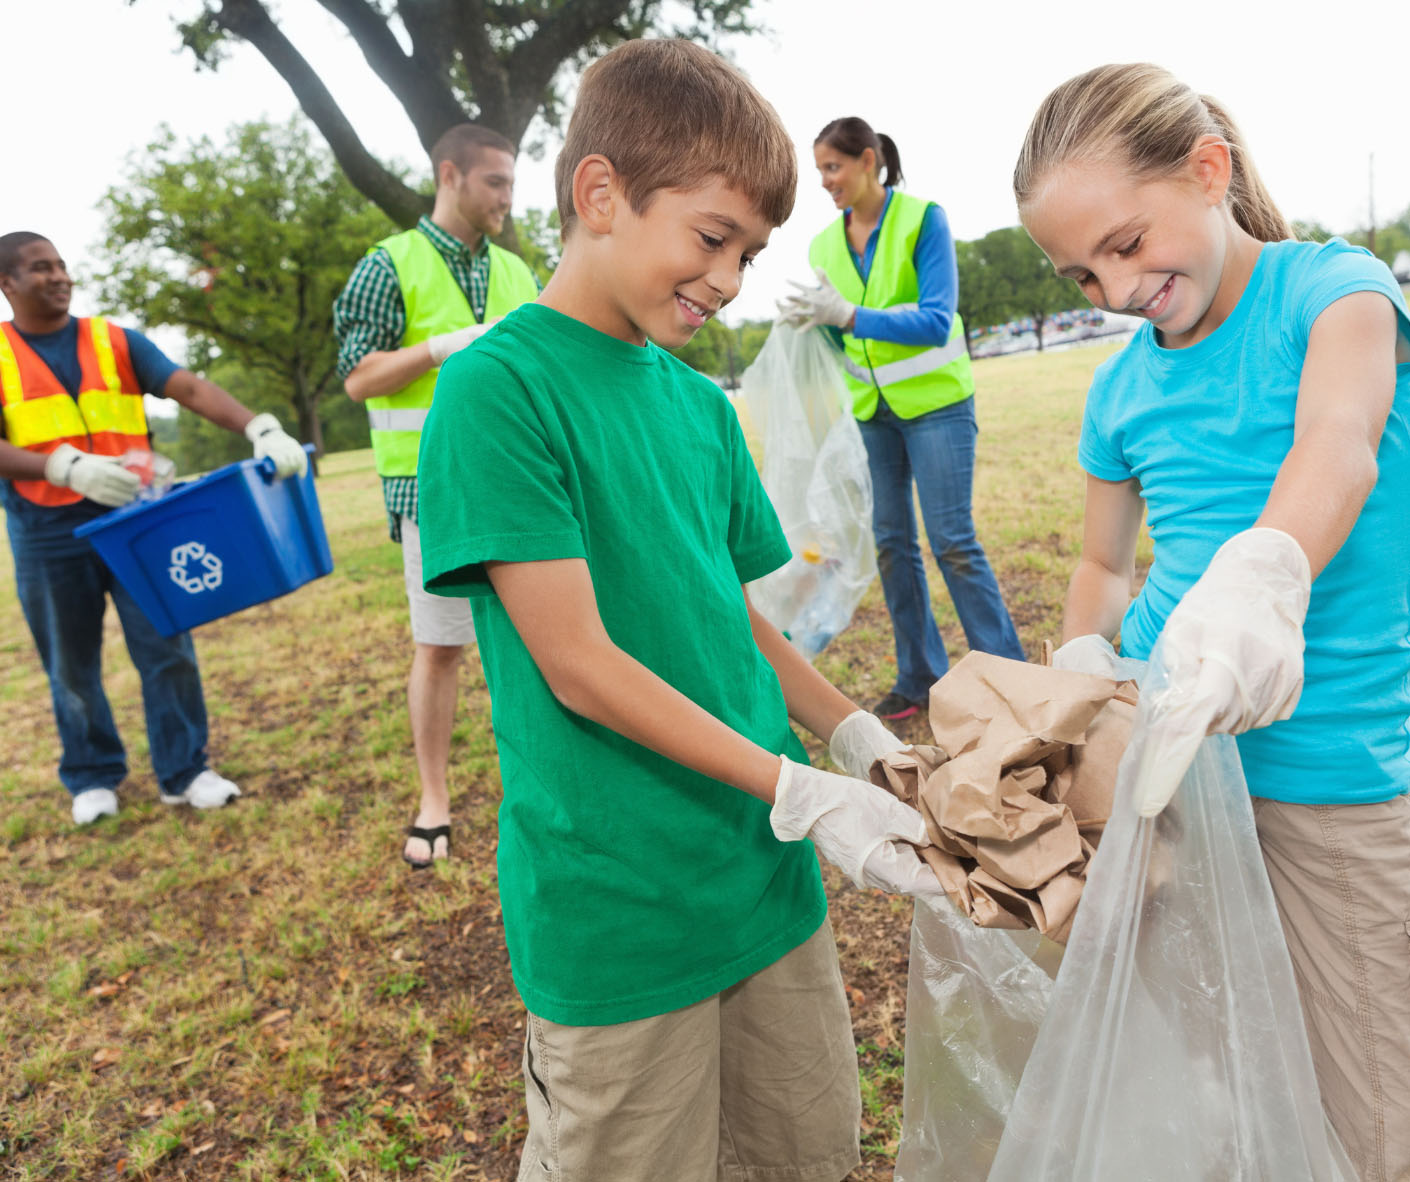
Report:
572,155,619,234
436,157,460,190
1189,134,1233,206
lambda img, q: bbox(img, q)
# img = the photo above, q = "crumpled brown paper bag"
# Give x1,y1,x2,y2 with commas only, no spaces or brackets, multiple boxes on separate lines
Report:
870,650,1137,943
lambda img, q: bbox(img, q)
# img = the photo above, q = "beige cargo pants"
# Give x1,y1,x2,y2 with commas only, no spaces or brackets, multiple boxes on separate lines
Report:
1254,794,1410,1182
515,919,862,1182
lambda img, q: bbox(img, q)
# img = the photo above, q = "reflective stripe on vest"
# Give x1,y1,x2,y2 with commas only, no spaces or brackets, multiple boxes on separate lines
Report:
839,332,969,387
365,229,539,477
367,406,429,432
809,190,975,421
0,317,150,506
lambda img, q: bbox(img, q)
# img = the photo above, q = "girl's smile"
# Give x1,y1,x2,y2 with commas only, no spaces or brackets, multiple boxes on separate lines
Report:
1022,145,1261,349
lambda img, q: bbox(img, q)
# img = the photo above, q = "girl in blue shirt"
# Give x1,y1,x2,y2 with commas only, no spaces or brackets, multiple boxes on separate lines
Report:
1015,63,1410,1180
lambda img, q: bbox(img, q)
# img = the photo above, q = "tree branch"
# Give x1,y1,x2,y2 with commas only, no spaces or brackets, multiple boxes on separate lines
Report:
210,0,429,227
500,0,635,139
397,0,457,90
316,0,468,152
452,0,511,131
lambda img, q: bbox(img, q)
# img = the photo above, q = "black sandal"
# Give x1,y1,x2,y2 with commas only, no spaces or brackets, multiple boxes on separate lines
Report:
403,823,451,870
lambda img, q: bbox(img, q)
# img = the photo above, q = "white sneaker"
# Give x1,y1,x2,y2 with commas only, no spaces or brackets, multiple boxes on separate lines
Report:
72,787,120,825
161,769,241,810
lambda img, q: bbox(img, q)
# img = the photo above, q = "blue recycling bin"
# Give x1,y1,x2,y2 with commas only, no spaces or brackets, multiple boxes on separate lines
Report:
74,446,333,637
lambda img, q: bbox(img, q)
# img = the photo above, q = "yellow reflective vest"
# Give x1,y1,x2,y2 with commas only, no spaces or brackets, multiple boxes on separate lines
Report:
366,229,538,476
808,190,974,421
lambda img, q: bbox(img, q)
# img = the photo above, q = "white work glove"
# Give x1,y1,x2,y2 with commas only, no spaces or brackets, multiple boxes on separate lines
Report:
1130,527,1311,817
426,321,495,366
1051,634,1121,678
244,413,308,479
829,709,909,781
776,267,855,330
43,443,139,507
771,756,944,897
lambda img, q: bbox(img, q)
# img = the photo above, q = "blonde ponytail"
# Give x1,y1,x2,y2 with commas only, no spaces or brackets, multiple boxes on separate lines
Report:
1198,94,1292,242
1014,63,1292,244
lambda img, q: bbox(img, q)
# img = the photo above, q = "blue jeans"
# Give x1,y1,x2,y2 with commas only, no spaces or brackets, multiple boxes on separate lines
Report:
5,494,209,798
858,398,1023,702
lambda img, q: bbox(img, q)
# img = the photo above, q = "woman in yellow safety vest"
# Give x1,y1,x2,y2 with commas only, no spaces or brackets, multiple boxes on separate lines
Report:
781,117,1024,721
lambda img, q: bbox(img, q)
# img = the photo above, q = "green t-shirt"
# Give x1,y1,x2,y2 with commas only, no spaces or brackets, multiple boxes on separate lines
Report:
418,302,827,1026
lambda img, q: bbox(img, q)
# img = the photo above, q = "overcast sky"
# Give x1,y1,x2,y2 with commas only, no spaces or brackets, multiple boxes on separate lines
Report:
7,0,1408,340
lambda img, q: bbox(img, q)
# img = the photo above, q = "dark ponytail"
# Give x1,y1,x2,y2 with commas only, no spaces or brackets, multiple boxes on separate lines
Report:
815,117,904,187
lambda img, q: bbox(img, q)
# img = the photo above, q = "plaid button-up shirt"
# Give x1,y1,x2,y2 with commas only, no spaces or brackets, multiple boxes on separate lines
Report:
333,216,491,542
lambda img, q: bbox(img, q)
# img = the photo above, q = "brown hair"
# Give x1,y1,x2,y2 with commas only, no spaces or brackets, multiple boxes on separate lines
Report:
430,124,516,178
814,117,903,188
1014,63,1291,243
554,38,796,232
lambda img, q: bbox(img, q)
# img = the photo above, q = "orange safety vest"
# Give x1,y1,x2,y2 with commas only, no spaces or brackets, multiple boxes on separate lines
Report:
0,317,150,506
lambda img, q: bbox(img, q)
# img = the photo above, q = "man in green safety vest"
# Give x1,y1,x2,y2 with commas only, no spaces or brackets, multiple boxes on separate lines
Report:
334,123,539,869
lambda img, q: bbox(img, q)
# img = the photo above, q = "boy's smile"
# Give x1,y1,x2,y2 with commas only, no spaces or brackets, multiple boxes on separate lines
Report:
599,177,774,349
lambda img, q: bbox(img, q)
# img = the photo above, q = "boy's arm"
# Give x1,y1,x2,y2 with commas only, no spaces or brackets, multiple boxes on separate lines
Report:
486,556,945,898
487,556,784,800
745,589,907,781
743,590,856,745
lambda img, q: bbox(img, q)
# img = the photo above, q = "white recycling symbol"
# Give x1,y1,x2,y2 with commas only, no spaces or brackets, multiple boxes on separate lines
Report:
169,540,224,594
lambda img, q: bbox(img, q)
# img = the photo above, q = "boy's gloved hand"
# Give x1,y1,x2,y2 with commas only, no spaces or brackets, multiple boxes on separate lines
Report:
426,319,497,365
1051,634,1120,677
770,756,943,897
1131,527,1311,817
244,413,308,478
43,443,140,507
777,268,855,330
829,709,909,780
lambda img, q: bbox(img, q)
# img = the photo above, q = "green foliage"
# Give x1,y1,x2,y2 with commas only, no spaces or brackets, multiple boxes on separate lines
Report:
515,208,563,287
89,117,399,457
957,226,1078,350
1344,203,1410,268
1291,219,1334,244
670,318,773,384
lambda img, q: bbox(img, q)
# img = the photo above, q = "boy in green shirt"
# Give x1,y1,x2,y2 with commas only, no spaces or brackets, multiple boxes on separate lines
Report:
418,37,947,1181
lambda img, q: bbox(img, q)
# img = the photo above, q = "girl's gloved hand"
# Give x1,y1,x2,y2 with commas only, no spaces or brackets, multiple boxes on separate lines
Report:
1132,527,1311,816
1051,633,1121,677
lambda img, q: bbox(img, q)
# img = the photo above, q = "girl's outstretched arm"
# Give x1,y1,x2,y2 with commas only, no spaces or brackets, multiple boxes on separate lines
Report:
1062,474,1144,645
1257,290,1399,575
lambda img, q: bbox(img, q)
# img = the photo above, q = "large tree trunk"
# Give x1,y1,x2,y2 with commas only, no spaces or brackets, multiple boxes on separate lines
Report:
293,369,324,461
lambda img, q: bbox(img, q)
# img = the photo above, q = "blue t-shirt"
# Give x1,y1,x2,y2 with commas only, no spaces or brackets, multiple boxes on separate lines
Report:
1079,238,1410,805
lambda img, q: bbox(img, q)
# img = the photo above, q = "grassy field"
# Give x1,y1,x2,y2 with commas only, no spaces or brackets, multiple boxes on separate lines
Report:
0,343,1140,1180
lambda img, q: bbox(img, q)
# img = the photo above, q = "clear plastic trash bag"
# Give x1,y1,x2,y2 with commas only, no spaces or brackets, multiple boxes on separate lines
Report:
896,656,1353,1182
740,324,875,660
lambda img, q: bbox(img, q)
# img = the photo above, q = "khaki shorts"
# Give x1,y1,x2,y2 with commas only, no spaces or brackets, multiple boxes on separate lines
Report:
516,919,861,1182
1253,794,1410,1182
399,516,475,647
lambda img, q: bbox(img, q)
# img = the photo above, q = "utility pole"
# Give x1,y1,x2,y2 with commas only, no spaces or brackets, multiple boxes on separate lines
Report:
1369,153,1376,256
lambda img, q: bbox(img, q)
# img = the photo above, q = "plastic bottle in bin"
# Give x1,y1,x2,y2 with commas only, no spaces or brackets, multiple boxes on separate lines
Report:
120,449,176,501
